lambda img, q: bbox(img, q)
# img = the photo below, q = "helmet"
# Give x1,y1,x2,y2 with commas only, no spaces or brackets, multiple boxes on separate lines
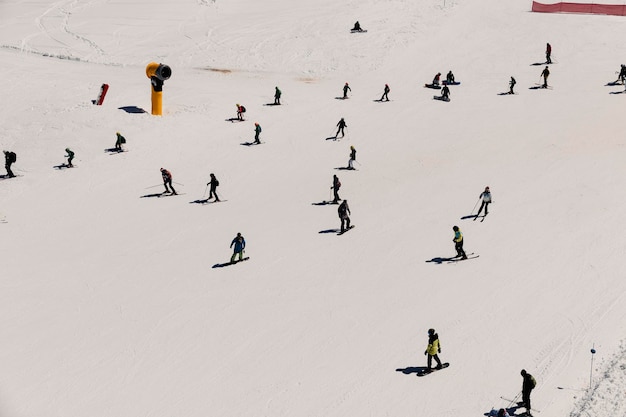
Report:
236,103,240,107
485,186,490,190
521,369,527,376
428,328,435,335
350,145,354,149
453,226,459,231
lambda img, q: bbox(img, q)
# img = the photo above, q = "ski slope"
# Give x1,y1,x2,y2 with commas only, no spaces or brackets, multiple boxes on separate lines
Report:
1,0,626,416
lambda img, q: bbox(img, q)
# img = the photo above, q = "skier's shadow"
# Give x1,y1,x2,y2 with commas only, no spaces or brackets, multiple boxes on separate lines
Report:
140,192,166,198
609,91,625,94
426,256,457,264
312,201,334,206
605,81,622,86
319,228,340,234
190,199,210,204
325,136,339,141
529,86,544,90
460,214,477,220
530,62,546,66
497,92,514,96
334,97,348,100
395,366,429,375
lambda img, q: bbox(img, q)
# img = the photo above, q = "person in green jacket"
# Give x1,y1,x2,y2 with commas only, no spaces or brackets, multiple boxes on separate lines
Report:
254,123,262,144
453,226,467,259
274,86,282,105
115,132,126,151
424,328,443,370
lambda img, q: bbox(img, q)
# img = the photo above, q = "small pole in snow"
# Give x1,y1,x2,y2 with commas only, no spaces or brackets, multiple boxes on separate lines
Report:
589,345,596,389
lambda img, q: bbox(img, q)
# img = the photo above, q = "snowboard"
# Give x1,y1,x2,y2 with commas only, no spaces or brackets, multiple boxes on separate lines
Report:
213,257,250,268
442,81,461,85
0,174,21,180
416,362,450,376
433,95,450,102
350,29,368,33
241,141,264,146
338,225,355,235
424,84,442,89
54,164,76,169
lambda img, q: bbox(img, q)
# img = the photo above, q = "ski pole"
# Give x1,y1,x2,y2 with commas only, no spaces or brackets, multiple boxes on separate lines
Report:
173,181,185,186
145,183,164,189
590,345,596,389
202,184,208,199
471,198,480,215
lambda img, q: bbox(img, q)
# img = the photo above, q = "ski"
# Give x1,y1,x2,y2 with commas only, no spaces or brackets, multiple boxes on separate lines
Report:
447,252,479,262
416,362,450,376
499,397,540,413
442,81,461,85
350,29,368,33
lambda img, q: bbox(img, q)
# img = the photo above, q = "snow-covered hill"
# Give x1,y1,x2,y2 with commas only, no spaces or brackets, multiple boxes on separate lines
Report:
1,1,626,416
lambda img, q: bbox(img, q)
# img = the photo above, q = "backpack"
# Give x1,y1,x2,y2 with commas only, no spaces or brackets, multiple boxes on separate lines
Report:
8,152,16,163
215,179,219,186
120,137,126,144
530,375,537,389
241,106,246,112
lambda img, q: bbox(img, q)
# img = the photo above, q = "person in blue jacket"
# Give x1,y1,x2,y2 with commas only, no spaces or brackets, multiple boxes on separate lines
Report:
230,232,246,263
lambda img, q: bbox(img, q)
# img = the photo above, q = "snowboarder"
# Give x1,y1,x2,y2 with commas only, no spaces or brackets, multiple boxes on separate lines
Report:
452,225,467,259
540,66,550,88
4,150,16,178
432,72,442,87
617,64,626,84
476,186,491,218
331,174,341,203
509,76,517,94
115,132,126,151
230,232,246,263
254,122,262,144
380,83,390,101
520,369,537,416
160,167,177,194
274,86,282,105
338,199,351,232
446,71,455,84
236,104,246,121
335,118,347,138
65,148,75,167
347,145,356,170
424,328,443,370
342,82,351,99
206,173,220,202
441,84,451,100
545,42,552,64
351,21,363,32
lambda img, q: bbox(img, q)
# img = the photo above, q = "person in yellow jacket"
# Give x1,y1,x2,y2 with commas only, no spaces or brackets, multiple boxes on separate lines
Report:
453,225,467,259
424,328,443,370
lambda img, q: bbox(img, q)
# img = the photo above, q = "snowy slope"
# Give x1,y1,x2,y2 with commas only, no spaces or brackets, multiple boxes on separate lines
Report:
1,0,626,416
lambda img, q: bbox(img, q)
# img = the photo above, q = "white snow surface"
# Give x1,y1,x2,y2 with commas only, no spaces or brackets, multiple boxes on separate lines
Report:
1,0,626,416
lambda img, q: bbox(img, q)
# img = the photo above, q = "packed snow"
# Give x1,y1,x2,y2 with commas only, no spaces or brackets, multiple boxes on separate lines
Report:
1,0,626,416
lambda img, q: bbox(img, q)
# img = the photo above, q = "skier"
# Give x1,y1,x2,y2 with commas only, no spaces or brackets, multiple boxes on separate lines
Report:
206,173,220,202
351,21,363,32
236,103,246,121
432,72,442,87
338,199,351,232
380,83,390,101
65,148,75,167
452,225,467,259
441,84,451,100
160,167,177,194
115,132,126,151
342,82,351,99
545,42,552,64
475,186,491,218
520,369,537,416
617,64,626,84
446,70,455,84
335,118,347,138
509,76,517,94
230,232,246,263
274,86,282,105
424,328,443,371
254,122,262,144
331,174,341,204
3,150,16,178
497,409,511,417
540,66,550,88
347,145,356,170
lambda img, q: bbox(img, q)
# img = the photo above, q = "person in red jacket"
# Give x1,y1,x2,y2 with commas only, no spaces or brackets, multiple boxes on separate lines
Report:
160,168,177,194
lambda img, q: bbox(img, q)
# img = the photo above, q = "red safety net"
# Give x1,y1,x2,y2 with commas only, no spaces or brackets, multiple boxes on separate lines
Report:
532,1,626,15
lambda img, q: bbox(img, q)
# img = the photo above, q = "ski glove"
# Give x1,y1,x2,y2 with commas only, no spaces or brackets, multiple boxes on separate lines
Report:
424,351,427,355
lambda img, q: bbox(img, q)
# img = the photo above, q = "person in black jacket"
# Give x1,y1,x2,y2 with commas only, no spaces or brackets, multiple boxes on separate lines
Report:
380,84,390,101
4,150,16,178
347,146,356,170
520,369,537,416
335,118,347,138
338,200,351,232
331,175,341,204
207,173,220,202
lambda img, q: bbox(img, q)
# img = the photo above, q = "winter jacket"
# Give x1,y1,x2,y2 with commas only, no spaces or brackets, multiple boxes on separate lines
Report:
480,191,492,202
454,229,463,243
425,333,441,355
338,201,350,218
230,236,246,253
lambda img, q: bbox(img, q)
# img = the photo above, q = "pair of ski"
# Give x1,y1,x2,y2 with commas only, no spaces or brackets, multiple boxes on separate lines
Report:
448,252,479,262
